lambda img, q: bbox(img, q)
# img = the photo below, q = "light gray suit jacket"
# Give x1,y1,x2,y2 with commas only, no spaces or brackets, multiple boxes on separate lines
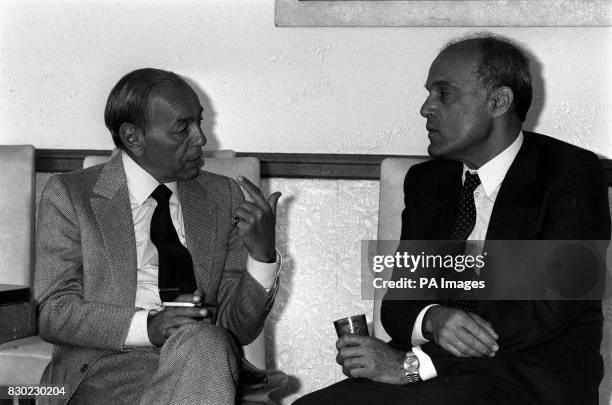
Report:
33,154,275,401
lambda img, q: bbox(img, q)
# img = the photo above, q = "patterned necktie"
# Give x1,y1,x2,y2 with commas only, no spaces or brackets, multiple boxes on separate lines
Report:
450,171,481,240
150,185,197,302
450,171,481,311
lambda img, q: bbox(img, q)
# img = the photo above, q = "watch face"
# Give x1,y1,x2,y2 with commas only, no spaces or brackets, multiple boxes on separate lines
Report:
405,353,420,373
408,358,419,373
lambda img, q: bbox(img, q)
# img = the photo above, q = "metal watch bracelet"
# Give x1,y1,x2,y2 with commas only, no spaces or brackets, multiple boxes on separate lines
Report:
403,350,421,383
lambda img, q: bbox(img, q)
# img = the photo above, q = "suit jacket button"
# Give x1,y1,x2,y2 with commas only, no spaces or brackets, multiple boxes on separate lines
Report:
80,364,89,373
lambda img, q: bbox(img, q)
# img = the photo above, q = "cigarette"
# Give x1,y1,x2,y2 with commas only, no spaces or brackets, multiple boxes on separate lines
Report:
159,302,198,307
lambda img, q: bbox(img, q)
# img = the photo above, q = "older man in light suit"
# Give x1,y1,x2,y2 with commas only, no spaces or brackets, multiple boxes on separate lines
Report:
34,68,282,404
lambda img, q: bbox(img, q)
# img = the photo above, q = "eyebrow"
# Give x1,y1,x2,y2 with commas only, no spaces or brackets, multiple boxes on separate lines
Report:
425,80,454,91
175,107,204,124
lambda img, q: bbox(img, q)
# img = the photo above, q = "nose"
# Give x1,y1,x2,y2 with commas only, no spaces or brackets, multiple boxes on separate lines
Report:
193,124,207,147
420,95,434,118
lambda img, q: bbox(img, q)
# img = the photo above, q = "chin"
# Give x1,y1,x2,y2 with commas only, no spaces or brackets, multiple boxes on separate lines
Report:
428,142,461,160
186,169,201,180
176,167,201,181
427,143,446,158
181,158,204,178
427,132,450,157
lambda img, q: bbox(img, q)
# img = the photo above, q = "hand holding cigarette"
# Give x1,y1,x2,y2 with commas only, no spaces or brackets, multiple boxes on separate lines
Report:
171,288,204,306
147,289,217,347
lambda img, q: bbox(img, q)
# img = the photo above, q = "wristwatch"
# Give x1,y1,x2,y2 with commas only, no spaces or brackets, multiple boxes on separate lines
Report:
402,350,421,383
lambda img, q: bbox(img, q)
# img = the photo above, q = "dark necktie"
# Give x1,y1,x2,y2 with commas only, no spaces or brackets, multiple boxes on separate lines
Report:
449,171,481,311
450,171,481,240
150,185,197,302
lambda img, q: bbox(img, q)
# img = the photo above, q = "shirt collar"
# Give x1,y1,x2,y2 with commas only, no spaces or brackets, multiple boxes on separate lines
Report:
122,152,179,206
462,131,524,198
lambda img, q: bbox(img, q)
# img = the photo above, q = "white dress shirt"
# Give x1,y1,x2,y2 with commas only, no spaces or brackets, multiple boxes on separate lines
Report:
122,152,280,346
410,132,524,380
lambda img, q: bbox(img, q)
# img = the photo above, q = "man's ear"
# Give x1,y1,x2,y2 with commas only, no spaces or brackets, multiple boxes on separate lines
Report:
488,86,514,119
118,123,144,157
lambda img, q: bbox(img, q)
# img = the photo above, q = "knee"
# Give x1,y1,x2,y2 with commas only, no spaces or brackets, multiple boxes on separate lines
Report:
198,324,236,353
175,323,238,356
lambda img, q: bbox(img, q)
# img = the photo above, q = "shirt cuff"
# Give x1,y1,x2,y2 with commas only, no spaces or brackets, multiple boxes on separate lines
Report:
124,310,154,347
411,304,439,345
413,345,437,381
246,248,282,291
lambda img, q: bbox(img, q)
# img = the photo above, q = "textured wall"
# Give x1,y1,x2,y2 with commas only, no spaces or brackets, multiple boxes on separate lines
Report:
1,1,611,157
261,178,379,403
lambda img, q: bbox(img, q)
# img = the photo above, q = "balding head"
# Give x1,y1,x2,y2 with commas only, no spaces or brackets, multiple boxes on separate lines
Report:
440,34,533,122
420,33,529,168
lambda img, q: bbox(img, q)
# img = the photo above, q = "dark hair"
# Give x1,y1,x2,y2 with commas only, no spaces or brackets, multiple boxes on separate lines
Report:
445,33,533,122
104,68,187,149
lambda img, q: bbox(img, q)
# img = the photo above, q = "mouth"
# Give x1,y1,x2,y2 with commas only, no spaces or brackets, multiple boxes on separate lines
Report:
426,126,441,140
426,126,442,144
187,153,204,166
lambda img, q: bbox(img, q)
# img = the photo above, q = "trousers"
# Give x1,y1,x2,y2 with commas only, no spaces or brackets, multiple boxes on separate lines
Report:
292,373,537,405
69,323,240,405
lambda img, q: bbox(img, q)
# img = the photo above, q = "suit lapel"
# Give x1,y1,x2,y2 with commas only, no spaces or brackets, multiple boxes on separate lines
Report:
486,135,540,240
179,178,218,296
90,155,138,307
480,134,541,305
426,161,463,239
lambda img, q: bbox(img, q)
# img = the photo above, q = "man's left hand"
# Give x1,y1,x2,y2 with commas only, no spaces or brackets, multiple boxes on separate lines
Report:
234,176,281,262
336,334,407,385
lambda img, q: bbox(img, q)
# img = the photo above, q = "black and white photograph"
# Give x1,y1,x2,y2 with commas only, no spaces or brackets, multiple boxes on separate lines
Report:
0,0,610,404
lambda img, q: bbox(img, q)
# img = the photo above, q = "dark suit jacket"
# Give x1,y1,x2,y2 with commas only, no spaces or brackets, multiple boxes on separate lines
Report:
33,155,276,402
381,132,611,405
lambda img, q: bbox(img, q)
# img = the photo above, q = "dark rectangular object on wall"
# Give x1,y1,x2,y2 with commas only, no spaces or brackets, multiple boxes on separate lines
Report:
0,284,36,344
0,284,30,305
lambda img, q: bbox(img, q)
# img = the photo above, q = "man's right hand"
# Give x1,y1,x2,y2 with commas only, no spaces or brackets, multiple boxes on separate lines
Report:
423,305,499,357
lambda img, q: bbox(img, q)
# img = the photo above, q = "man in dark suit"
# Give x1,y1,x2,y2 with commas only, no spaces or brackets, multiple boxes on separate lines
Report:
34,68,282,404
294,34,610,405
